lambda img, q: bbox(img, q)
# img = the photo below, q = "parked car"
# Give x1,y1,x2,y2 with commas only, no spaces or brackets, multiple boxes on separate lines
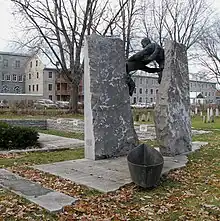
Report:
33,99,58,109
0,100,9,108
56,101,69,109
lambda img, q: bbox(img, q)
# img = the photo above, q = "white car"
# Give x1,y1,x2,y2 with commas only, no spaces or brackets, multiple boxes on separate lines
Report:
33,99,58,109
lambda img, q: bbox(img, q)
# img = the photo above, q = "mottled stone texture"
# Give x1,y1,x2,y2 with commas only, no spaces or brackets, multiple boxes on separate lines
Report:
154,41,192,156
84,34,138,160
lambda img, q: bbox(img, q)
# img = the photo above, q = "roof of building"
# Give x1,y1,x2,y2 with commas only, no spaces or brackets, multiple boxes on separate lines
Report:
190,92,205,99
0,51,30,57
37,53,58,69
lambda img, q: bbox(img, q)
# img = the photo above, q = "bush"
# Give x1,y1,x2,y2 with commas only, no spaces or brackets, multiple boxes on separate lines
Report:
0,122,39,150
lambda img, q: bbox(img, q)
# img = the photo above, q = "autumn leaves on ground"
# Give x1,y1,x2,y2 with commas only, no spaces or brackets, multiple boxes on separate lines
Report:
0,130,220,220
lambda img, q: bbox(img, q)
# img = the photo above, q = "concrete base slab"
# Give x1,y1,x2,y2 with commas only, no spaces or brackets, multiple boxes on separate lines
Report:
0,169,77,212
34,141,208,193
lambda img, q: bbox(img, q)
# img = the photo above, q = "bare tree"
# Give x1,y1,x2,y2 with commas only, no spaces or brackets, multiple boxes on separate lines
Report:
11,0,129,112
141,0,212,49
198,20,220,84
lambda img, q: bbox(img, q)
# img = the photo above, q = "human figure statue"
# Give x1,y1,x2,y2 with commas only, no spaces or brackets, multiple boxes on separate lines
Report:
126,37,165,96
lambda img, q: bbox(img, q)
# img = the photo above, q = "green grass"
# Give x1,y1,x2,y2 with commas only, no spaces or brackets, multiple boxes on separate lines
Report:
0,149,84,168
38,129,84,140
192,115,220,130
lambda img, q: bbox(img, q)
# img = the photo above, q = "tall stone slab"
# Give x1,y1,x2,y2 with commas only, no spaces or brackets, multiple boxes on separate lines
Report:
154,41,192,156
84,34,138,160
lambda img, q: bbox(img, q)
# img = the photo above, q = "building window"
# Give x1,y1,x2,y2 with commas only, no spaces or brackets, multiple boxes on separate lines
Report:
133,97,136,104
32,85,35,91
14,86,20,93
12,74,17,82
36,60,38,66
156,89,158,94
140,78,142,84
150,89,153,94
29,73,31,79
139,97,142,103
48,71,53,78
150,98,153,102
139,88,142,94
146,79,148,84
48,84,52,91
37,72,39,78
15,60,20,68
57,84,60,90
134,88,136,94
30,61,32,68
49,95,52,100
208,92,211,96
146,89,148,94
1,85,9,93
3,59,8,67
205,92,207,96
18,75,23,82
29,85,31,92
36,84,39,91
5,74,11,81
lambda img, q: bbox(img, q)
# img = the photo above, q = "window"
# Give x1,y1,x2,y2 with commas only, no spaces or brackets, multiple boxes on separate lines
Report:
5,74,11,81
134,88,136,94
18,75,23,82
36,84,39,91
14,86,20,93
36,60,38,66
146,79,148,84
48,84,52,91
37,72,39,78
1,85,9,93
156,89,158,94
57,84,60,90
49,95,52,100
150,89,153,94
133,97,136,104
139,97,142,103
48,71,52,78
28,85,31,92
29,73,31,79
30,61,32,68
32,85,35,91
15,60,20,68
140,78,142,84
205,92,207,96
208,92,211,96
150,98,153,102
3,59,8,67
139,88,142,94
12,74,17,82
145,89,148,94
63,83,67,90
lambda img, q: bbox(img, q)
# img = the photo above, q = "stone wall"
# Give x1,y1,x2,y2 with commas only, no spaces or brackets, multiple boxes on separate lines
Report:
47,118,84,132
0,119,47,129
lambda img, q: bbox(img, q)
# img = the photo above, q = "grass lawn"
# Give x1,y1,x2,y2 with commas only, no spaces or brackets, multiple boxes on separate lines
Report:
38,129,84,140
0,117,220,220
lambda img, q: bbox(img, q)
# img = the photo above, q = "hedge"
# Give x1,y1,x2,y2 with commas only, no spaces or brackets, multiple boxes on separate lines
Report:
0,122,39,150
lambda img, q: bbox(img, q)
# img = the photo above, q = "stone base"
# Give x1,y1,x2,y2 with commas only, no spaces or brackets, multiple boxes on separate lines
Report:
34,141,207,193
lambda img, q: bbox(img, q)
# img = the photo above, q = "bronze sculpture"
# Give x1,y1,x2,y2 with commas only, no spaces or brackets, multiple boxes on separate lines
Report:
126,38,165,96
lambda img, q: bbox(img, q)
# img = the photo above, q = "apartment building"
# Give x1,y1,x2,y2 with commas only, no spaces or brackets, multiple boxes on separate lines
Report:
25,54,57,101
0,52,29,94
131,72,217,104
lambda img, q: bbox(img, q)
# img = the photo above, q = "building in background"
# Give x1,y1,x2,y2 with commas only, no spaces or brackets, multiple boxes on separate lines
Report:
131,72,217,105
0,51,29,94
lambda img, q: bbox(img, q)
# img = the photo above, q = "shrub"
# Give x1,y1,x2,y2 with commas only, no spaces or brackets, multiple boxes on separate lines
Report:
0,122,39,150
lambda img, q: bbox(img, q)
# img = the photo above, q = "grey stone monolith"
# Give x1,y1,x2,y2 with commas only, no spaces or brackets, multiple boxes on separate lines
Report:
154,40,192,156
84,34,138,160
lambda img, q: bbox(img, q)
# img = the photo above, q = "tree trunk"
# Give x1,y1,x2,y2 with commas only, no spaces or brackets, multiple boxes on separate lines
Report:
69,82,79,113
